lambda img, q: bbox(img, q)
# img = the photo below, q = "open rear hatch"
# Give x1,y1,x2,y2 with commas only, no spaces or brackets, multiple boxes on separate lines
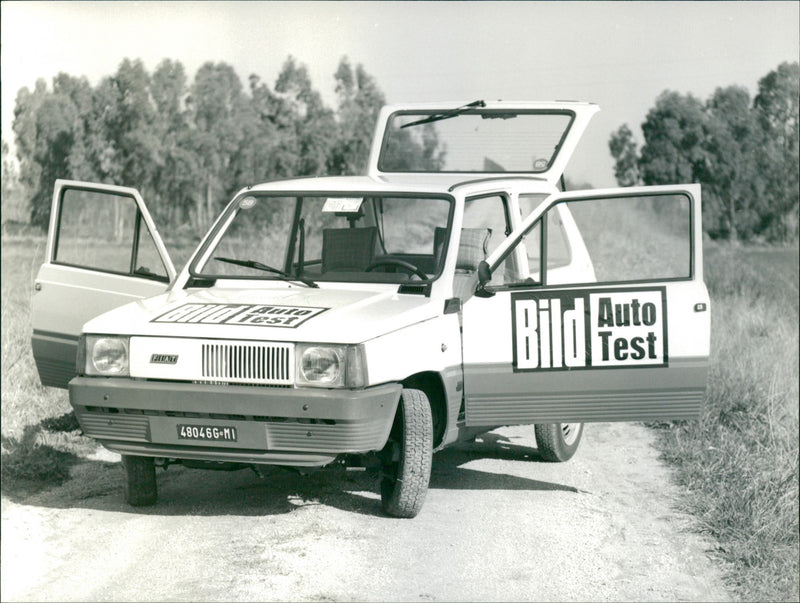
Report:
367,100,599,185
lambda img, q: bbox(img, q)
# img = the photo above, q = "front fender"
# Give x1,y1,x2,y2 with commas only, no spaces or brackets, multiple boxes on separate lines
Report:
364,315,461,385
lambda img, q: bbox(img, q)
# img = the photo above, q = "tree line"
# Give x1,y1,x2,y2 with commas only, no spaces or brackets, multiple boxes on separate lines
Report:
6,56,430,235
610,62,799,242
5,57,797,243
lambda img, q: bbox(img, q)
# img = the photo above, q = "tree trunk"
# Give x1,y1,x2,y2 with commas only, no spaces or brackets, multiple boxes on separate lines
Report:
194,189,204,232
114,199,124,243
205,175,214,232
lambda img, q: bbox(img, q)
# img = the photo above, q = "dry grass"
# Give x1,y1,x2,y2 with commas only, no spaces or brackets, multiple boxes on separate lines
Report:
1,238,71,432
652,243,799,601
1,236,81,490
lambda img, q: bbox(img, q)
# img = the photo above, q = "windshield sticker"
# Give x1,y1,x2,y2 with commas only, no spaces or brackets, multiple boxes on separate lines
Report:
239,196,257,210
322,197,363,213
152,303,327,328
511,287,668,372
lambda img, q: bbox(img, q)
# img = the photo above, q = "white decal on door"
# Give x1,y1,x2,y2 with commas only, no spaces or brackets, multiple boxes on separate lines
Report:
512,288,667,371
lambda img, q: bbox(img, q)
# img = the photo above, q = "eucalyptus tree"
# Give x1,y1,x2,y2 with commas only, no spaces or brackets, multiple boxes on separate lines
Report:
187,62,250,230
274,56,337,177
753,62,799,240
611,63,799,242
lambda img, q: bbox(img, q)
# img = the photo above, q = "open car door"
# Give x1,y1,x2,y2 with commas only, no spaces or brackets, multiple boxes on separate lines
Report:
32,180,176,388
461,184,710,425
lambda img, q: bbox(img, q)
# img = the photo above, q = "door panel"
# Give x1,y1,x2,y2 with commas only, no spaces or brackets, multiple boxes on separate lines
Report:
462,185,710,425
32,180,175,388
463,283,709,424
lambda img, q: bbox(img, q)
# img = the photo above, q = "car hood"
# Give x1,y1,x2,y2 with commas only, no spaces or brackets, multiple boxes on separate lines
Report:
81,285,440,344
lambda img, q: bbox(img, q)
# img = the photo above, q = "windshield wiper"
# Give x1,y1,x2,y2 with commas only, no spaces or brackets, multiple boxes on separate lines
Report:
214,257,319,288
400,100,486,129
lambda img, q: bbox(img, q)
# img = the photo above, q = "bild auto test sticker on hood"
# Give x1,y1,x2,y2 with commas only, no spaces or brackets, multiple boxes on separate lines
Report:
512,287,668,371
152,303,328,328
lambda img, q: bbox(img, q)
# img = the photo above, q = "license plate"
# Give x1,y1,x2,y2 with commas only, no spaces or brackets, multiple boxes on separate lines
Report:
177,424,238,442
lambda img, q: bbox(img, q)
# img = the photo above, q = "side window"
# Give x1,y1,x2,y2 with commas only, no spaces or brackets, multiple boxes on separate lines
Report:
519,193,571,270
518,211,572,273
462,194,519,283
134,218,171,279
54,188,168,280
518,193,548,218
546,193,692,284
462,194,510,256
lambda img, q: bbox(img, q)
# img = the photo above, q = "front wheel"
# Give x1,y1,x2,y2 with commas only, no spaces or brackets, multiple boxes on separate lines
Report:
379,388,433,518
122,455,157,506
534,423,584,462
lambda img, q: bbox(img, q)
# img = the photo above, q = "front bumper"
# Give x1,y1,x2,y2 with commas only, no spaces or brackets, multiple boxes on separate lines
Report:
69,377,402,467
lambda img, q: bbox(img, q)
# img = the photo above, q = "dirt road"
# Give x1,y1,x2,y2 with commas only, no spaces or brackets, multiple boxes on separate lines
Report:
1,422,729,602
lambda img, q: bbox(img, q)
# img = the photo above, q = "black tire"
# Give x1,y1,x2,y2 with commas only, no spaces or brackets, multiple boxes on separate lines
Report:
122,455,157,506
534,423,584,462
380,388,433,518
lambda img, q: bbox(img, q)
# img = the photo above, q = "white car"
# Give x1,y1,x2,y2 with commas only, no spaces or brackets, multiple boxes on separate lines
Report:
31,101,710,517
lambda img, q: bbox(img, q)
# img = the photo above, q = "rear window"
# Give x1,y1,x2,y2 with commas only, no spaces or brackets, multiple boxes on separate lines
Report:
379,110,574,173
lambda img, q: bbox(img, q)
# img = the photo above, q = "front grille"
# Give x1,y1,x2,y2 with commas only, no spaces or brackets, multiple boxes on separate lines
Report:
201,342,292,384
130,337,294,386
80,412,150,442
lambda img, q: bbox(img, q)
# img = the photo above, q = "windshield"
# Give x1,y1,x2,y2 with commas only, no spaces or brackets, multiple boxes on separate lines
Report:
379,109,575,173
191,194,453,285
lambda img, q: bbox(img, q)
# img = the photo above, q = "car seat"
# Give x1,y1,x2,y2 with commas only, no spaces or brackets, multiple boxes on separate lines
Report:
434,226,492,299
321,227,378,272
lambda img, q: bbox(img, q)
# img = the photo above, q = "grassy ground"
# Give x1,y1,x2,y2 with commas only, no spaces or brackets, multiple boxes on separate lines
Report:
0,237,85,491
651,242,799,601
1,234,798,600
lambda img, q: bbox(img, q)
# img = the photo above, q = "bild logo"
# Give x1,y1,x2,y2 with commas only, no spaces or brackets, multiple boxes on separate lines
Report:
152,303,327,328
512,288,668,371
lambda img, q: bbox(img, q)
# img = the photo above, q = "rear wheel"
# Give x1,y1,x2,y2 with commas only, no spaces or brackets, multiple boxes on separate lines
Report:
380,388,433,518
122,455,157,506
534,423,584,462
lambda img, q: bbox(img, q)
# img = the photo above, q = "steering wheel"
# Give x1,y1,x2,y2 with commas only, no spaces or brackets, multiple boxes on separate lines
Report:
365,258,427,280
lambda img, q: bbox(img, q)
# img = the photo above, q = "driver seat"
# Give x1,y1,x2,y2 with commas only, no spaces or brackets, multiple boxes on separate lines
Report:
322,227,378,272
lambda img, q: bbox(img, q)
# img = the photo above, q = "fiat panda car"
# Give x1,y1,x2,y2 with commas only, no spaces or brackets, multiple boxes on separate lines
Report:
31,101,710,517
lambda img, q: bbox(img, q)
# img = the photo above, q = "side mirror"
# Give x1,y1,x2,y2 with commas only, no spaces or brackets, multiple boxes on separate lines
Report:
477,260,491,285
475,261,494,298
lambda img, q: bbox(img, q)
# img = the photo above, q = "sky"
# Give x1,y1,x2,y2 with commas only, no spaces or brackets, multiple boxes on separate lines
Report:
1,1,798,187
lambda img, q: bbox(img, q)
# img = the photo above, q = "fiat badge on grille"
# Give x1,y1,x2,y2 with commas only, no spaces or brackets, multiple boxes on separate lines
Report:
150,353,179,364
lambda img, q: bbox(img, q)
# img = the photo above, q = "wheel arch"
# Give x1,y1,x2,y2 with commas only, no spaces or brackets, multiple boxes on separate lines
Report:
402,371,448,448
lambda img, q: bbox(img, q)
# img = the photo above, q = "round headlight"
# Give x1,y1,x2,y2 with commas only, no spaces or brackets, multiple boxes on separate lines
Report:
91,338,129,375
300,347,342,385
